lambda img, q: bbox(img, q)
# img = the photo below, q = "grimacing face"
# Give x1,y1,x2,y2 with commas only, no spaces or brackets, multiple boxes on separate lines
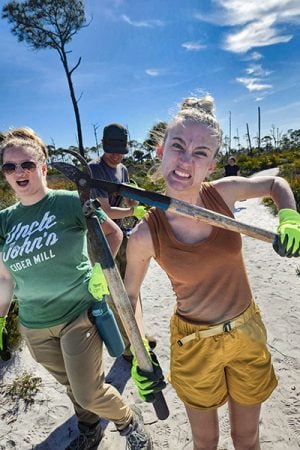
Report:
161,120,218,192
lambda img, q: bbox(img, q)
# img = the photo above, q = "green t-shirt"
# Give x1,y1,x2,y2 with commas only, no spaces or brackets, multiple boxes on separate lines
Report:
0,189,105,328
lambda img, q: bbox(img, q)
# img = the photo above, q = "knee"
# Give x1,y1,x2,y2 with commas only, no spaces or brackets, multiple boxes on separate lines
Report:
231,429,259,450
75,384,106,411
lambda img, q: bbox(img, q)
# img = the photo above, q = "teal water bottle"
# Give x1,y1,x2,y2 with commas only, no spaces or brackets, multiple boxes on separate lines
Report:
91,300,125,357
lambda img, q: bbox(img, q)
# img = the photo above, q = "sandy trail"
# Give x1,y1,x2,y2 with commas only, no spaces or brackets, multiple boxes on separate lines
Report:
0,168,299,449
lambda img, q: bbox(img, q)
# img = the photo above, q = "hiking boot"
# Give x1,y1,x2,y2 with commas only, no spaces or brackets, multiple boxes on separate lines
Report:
119,406,152,449
65,421,104,450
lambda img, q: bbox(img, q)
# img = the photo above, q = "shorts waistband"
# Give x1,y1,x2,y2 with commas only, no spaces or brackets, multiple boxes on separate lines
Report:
176,301,258,347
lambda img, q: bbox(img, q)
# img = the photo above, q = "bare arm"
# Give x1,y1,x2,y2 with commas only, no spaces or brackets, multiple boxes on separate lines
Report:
101,216,123,258
97,196,135,220
213,176,297,212
124,220,155,337
0,253,15,317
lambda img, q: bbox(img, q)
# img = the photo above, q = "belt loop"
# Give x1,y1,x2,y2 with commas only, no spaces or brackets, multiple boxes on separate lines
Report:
223,321,232,332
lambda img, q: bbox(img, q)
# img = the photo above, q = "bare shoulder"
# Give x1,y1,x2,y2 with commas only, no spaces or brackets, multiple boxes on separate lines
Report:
127,219,155,259
211,177,245,208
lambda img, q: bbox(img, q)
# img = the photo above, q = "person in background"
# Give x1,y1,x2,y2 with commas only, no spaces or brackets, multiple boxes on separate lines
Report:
0,128,153,450
223,156,241,177
124,96,300,450
89,123,156,361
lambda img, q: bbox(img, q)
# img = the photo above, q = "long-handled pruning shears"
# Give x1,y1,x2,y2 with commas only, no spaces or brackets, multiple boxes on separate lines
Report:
52,150,169,420
52,152,277,244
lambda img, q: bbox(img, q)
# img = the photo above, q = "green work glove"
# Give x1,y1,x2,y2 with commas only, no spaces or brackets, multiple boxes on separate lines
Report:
273,209,300,257
0,316,6,351
133,205,147,220
88,263,110,300
131,339,166,402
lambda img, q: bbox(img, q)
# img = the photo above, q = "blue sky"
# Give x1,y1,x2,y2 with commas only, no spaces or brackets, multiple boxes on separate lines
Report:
1,0,300,152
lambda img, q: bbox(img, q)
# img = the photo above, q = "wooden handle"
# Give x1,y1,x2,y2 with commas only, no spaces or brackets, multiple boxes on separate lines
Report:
87,216,169,419
170,198,276,243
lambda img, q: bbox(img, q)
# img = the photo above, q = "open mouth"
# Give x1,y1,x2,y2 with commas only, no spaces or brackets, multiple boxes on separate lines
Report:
174,169,191,179
16,180,29,187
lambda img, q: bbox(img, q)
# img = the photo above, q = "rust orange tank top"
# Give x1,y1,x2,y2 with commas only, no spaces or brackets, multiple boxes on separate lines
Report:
145,182,253,324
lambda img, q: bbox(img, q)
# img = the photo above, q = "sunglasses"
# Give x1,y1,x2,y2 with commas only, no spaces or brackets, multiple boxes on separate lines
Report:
1,161,37,175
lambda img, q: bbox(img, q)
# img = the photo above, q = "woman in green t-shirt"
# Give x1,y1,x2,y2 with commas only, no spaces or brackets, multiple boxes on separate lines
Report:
0,128,152,450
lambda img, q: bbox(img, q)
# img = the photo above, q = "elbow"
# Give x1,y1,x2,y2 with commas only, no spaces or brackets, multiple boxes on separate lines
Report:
110,226,123,257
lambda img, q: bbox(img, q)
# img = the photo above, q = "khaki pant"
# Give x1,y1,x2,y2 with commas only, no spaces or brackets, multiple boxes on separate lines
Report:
19,311,132,428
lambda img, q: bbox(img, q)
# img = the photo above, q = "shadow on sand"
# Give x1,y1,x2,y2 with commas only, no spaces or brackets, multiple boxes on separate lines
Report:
34,356,131,450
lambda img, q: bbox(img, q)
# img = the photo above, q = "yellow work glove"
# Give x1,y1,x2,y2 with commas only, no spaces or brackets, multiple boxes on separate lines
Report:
131,339,166,402
273,209,300,257
133,205,147,220
88,263,110,300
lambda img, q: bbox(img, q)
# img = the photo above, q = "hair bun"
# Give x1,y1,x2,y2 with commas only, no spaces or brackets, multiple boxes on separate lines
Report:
180,96,215,117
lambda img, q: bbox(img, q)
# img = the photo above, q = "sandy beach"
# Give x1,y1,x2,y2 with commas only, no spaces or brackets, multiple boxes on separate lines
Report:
0,169,299,450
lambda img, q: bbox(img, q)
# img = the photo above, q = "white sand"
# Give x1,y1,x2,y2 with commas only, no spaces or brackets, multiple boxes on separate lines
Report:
0,169,299,450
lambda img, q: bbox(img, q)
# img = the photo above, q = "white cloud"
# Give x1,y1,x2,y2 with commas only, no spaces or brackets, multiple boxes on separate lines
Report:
249,51,263,61
195,1,299,53
121,14,164,28
181,41,206,51
236,77,272,91
245,64,272,77
145,69,161,76
216,0,300,26
224,15,292,53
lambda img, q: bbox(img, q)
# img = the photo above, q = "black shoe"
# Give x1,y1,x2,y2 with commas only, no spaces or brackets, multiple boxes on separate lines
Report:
65,421,104,450
119,406,152,449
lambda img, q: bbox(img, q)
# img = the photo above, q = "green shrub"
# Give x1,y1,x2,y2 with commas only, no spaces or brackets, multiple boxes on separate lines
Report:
6,301,22,350
0,371,42,414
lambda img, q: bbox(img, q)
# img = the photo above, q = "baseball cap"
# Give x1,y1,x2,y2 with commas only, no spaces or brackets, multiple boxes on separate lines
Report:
102,123,129,154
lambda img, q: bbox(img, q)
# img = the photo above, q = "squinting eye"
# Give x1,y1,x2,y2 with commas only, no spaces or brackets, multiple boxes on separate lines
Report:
194,152,207,158
173,143,183,150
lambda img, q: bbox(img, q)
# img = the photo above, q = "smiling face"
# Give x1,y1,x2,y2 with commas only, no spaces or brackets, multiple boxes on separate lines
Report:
102,152,124,168
161,120,219,195
2,145,48,205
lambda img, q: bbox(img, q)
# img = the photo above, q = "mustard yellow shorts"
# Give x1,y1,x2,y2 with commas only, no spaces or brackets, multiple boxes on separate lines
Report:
169,302,278,410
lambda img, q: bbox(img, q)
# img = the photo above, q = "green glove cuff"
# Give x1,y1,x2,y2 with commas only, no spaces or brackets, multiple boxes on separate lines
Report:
88,263,110,300
133,205,147,220
130,338,150,358
278,209,300,255
95,208,107,225
129,180,139,188
278,209,300,224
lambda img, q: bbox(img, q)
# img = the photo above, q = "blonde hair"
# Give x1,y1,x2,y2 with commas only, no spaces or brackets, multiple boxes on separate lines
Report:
165,95,223,154
0,127,48,164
